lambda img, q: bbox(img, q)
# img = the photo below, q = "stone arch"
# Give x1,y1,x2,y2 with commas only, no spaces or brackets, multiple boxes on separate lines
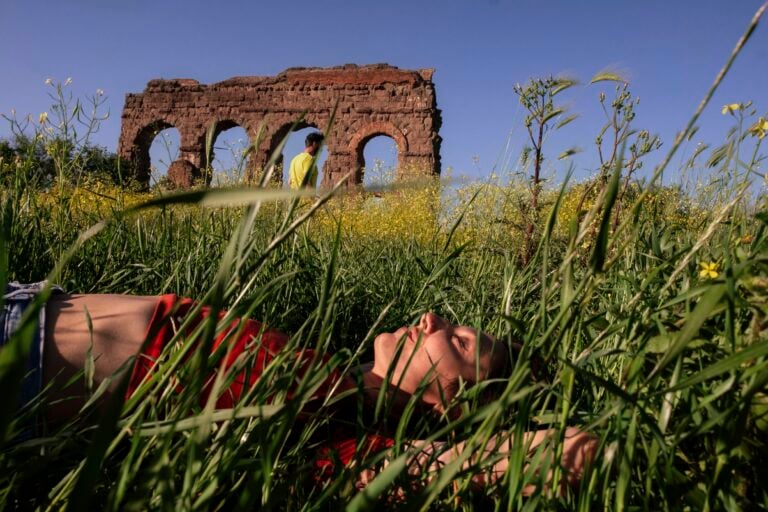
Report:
267,119,320,154
262,118,323,183
348,121,408,184
359,135,400,188
206,118,253,183
212,118,244,137
132,119,178,185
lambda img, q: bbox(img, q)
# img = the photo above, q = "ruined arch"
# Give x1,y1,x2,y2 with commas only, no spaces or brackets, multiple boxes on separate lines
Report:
349,120,408,155
254,116,322,183
207,119,252,183
263,119,326,185
131,119,177,184
267,119,318,151
348,121,407,184
359,136,399,187
210,119,245,141
118,65,442,189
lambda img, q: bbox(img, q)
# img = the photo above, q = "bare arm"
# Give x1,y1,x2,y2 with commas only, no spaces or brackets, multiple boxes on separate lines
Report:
356,426,598,496
43,293,158,420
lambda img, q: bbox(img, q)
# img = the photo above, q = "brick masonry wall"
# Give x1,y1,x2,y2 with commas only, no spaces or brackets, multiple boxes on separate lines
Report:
118,64,442,188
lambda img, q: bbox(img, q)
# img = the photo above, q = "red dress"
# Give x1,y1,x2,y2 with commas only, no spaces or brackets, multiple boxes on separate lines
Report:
127,294,393,472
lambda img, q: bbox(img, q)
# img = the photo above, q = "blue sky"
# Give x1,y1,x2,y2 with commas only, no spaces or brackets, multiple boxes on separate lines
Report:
1,0,767,185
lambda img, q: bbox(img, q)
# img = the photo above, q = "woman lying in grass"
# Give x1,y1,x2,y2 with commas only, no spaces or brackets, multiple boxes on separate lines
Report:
5,281,597,494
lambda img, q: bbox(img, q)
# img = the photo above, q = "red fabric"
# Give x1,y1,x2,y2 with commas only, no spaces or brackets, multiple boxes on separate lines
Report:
127,294,341,408
129,294,394,474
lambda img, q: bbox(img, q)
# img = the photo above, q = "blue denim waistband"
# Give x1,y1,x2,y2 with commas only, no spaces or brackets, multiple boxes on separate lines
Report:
1,280,65,438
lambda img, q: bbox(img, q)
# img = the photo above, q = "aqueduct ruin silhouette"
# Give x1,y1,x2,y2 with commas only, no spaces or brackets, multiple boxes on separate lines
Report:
118,64,442,188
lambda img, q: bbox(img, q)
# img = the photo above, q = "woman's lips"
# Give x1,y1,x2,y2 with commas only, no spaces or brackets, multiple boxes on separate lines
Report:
393,326,420,344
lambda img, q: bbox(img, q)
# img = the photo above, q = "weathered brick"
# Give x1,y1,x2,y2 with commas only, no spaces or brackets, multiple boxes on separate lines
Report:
118,64,442,188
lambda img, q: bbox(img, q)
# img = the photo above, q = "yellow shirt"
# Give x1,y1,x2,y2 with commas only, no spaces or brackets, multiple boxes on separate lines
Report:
288,152,318,189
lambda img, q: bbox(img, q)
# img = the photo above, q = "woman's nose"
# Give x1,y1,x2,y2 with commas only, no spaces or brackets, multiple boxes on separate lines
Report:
420,312,443,334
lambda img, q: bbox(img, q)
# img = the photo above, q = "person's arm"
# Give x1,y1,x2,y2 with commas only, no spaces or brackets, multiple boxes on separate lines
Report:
308,160,318,188
355,427,598,496
43,293,158,420
298,155,314,188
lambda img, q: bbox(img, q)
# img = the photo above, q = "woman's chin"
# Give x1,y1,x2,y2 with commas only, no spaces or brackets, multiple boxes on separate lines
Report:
373,331,398,352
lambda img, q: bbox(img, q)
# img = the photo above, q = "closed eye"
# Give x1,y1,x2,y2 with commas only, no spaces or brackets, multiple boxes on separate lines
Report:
452,334,468,351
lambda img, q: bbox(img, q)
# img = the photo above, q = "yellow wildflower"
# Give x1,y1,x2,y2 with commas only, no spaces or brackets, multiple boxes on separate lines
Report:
739,234,754,245
749,117,768,140
721,103,741,115
699,261,720,279
38,112,48,124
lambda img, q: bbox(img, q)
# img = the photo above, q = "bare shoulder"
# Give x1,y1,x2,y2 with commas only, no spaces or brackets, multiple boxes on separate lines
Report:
43,293,163,419
47,292,159,342
48,291,156,327
45,294,160,373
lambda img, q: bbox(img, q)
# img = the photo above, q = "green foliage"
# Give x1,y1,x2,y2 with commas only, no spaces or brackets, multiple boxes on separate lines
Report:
513,75,579,264
0,134,124,188
0,125,766,510
0,78,133,190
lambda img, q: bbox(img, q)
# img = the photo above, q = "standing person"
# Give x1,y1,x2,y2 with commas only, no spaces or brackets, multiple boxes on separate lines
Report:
288,132,324,190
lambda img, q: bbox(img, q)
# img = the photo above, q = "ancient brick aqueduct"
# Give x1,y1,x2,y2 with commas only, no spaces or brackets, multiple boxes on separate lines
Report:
118,64,442,188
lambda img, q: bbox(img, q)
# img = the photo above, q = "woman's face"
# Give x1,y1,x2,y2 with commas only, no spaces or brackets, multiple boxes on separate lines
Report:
372,312,506,408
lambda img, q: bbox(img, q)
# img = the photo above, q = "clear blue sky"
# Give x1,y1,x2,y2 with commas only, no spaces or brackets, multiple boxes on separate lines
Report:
1,0,767,184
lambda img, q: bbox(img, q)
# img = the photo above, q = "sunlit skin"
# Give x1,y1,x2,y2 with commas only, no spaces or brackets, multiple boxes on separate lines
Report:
43,297,504,416
44,297,504,416
41,295,596,492
360,312,507,410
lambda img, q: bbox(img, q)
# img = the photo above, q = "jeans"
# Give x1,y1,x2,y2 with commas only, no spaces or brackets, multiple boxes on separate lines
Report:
1,280,65,437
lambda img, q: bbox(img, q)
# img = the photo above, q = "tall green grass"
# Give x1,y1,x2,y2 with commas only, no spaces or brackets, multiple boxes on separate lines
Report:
1,5,768,510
